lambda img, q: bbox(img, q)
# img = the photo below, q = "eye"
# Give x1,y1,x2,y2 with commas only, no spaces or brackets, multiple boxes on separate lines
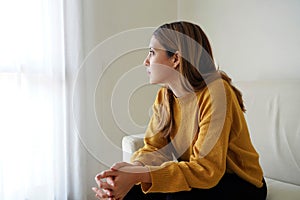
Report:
149,49,155,56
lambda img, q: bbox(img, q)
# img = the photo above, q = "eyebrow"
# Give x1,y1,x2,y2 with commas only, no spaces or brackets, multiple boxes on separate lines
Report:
149,47,164,51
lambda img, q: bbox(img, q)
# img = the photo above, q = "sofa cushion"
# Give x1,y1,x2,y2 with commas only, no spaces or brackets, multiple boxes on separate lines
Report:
235,80,300,186
265,178,300,200
122,133,144,162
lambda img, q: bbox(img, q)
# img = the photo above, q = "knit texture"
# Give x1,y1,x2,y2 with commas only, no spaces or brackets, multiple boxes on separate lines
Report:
131,79,264,193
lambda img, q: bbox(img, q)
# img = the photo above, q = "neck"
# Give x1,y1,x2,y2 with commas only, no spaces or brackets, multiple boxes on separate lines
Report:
167,80,192,98
165,69,194,98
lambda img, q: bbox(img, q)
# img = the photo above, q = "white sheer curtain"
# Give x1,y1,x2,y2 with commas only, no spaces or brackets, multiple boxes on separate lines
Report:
63,0,98,199
0,0,66,199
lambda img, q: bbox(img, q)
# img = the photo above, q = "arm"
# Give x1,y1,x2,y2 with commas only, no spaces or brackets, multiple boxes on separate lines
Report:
142,117,232,193
140,81,233,193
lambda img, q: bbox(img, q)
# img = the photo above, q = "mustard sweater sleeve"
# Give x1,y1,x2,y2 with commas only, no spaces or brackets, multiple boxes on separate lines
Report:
131,88,174,166
141,81,234,193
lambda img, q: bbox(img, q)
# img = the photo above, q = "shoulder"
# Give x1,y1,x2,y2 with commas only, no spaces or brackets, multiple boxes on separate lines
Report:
196,79,233,102
195,79,236,118
205,79,233,94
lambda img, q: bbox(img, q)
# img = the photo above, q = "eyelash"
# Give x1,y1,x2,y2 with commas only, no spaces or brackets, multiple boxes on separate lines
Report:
149,50,154,55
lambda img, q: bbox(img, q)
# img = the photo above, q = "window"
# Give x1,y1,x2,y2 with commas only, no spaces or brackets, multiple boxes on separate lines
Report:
0,0,65,199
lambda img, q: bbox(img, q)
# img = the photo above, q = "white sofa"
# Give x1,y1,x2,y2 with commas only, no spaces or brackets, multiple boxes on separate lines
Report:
122,80,300,200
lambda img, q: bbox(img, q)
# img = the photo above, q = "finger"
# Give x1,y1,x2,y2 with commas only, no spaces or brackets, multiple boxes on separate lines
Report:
100,170,118,178
95,171,116,187
110,162,131,170
92,187,111,199
99,181,114,190
103,188,113,197
106,176,115,186
95,173,104,182
95,174,107,188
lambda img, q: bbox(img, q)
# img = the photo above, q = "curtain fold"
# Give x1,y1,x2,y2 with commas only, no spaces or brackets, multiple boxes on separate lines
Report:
64,0,90,199
64,0,112,198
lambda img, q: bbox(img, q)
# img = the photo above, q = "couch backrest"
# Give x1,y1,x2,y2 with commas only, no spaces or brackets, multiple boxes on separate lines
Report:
235,80,300,185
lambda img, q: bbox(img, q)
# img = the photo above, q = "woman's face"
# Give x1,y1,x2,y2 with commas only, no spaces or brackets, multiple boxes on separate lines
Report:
143,36,177,85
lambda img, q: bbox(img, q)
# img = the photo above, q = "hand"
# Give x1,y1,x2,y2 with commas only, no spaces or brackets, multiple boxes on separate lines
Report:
93,162,150,200
93,176,115,199
92,162,136,200
98,168,137,199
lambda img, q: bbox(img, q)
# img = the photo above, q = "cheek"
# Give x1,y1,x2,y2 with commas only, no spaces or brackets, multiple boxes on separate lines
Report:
149,64,175,84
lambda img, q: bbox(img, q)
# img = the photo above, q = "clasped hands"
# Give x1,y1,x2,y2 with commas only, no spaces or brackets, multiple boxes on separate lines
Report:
92,161,148,200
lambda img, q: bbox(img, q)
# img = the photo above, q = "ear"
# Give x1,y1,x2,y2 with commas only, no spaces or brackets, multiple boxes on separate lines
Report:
171,51,181,69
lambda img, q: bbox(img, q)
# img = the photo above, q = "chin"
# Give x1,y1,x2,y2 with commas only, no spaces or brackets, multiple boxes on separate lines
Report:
149,79,159,85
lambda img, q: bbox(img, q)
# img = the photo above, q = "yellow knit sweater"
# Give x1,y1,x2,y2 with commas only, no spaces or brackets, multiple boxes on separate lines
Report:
131,79,264,193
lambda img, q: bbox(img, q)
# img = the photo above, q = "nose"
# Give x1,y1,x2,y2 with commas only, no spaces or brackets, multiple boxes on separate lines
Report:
143,54,150,67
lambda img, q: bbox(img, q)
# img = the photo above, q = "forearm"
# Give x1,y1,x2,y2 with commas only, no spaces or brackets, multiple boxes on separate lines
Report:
137,167,151,184
109,161,152,184
123,165,152,184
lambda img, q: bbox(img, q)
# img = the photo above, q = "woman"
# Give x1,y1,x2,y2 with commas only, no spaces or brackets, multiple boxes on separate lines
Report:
92,21,267,200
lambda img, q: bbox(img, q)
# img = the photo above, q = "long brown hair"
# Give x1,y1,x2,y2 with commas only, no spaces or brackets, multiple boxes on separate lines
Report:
153,21,246,138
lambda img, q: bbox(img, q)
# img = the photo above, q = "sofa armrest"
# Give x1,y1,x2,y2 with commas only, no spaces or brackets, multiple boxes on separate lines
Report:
122,134,144,162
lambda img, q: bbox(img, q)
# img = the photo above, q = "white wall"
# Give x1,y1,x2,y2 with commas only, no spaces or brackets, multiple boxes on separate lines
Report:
82,0,178,53
178,0,300,81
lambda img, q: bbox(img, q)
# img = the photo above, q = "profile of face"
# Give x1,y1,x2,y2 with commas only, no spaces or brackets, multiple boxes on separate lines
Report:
143,36,179,85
